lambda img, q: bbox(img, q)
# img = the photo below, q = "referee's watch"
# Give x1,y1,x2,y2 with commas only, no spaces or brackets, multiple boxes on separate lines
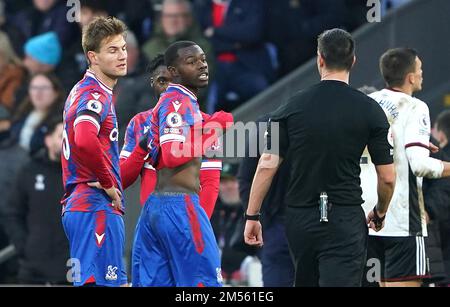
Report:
244,212,261,221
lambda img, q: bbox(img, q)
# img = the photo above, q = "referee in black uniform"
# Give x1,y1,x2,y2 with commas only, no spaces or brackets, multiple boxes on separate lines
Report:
244,29,396,287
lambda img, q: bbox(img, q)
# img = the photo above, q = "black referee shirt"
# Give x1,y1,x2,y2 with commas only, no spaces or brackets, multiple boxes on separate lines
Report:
265,80,393,208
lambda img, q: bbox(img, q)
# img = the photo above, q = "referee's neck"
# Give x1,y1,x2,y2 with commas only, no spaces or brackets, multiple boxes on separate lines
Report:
320,71,350,84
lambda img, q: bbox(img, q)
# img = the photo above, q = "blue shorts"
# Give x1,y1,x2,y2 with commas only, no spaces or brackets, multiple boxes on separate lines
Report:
131,214,143,287
137,193,222,287
62,211,127,286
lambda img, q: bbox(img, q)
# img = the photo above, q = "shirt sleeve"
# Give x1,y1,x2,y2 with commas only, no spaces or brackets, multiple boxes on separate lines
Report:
74,90,110,133
404,100,431,150
120,116,137,159
264,116,289,159
367,101,394,165
158,94,199,145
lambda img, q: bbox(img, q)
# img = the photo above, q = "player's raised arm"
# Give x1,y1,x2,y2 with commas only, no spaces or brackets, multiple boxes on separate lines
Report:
404,100,450,178
119,115,149,189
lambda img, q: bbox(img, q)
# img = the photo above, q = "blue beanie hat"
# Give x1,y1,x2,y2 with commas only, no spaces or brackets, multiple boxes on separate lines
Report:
24,32,62,66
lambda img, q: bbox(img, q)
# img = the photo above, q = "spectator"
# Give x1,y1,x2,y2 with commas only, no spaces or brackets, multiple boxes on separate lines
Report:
1,118,70,285
11,0,78,56
79,0,108,29
23,31,61,76
142,0,213,59
10,72,64,155
423,136,450,286
0,31,25,111
195,0,276,112
110,0,154,45
115,30,153,144
210,163,249,286
63,0,109,83
142,0,214,84
431,110,450,286
0,105,29,283
265,0,347,77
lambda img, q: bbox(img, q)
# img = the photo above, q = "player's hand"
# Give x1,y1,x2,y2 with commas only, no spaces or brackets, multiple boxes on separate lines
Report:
87,181,102,189
244,220,263,247
88,182,123,211
139,130,151,151
204,111,234,131
104,186,123,211
429,142,439,154
366,207,386,232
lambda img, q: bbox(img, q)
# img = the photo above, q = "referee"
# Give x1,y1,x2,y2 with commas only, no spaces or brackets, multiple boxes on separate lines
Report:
244,29,396,287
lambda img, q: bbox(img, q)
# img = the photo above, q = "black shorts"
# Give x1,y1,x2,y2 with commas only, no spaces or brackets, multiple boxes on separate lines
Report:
365,235,430,283
285,205,368,287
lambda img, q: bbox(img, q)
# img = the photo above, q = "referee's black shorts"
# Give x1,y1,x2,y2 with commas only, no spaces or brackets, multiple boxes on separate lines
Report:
285,204,368,287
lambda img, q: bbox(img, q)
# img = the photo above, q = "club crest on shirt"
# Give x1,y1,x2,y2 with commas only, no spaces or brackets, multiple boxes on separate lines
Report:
87,100,102,114
105,265,118,281
167,112,183,128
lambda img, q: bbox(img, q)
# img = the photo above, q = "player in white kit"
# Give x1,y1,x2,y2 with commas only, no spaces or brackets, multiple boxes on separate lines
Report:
362,48,450,287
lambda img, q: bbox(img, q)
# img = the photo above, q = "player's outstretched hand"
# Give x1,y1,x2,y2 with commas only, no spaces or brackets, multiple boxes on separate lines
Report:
244,220,263,247
88,182,123,211
429,142,439,154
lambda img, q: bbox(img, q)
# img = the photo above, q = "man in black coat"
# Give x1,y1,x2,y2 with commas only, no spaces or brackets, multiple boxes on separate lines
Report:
1,117,69,284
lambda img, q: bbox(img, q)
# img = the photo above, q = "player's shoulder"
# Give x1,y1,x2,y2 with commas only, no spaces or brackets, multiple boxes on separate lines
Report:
157,91,192,116
77,74,111,100
130,109,152,126
411,96,429,111
166,83,197,101
347,87,379,106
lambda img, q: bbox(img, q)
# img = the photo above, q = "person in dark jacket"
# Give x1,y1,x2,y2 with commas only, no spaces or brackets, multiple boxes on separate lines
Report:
1,117,69,284
237,115,295,287
0,106,29,283
429,110,450,286
423,137,450,285
194,0,276,112
11,0,78,56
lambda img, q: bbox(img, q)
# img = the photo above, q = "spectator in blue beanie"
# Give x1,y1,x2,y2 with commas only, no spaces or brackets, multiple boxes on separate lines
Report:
23,31,61,75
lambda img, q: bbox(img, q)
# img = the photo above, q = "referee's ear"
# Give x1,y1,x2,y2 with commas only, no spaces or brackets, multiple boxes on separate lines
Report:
317,51,325,69
351,55,357,69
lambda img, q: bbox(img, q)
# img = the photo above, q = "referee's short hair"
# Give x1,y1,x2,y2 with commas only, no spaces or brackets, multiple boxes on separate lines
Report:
317,28,355,71
380,48,418,88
